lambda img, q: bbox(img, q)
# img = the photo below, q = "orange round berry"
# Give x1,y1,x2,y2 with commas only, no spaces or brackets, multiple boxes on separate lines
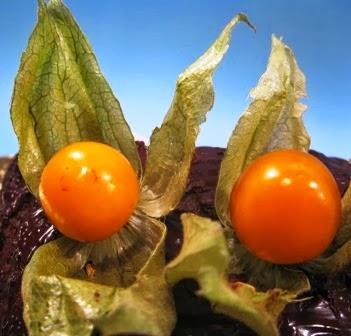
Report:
39,141,139,242
230,150,341,264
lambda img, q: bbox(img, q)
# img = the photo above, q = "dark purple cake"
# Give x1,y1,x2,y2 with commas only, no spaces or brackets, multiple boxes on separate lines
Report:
1,146,351,336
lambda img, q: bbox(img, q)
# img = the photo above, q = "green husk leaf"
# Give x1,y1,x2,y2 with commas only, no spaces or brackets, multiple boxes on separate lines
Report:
22,216,176,336
11,0,140,196
215,35,310,228
166,214,297,336
301,184,351,274
301,239,351,274
225,229,310,294
334,183,351,247
213,36,312,292
139,14,255,218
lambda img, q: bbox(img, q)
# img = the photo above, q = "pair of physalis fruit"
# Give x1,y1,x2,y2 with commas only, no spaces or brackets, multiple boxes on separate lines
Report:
39,141,341,265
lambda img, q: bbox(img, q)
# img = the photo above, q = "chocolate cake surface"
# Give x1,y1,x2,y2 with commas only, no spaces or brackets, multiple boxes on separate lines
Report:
1,146,351,336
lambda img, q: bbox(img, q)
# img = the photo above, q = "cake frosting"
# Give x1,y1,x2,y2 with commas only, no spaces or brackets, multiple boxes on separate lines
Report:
1,146,351,336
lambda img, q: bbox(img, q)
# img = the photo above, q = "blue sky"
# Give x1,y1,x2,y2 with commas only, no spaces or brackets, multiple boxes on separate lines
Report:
0,0,350,157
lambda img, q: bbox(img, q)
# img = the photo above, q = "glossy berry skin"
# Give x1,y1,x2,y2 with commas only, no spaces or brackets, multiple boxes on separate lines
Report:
39,142,139,242
230,150,341,264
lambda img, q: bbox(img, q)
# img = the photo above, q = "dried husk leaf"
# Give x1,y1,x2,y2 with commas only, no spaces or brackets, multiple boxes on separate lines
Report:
11,0,140,196
334,183,351,247
301,184,351,274
22,216,176,336
223,227,310,294
213,36,312,293
215,35,310,228
139,14,255,218
166,214,296,336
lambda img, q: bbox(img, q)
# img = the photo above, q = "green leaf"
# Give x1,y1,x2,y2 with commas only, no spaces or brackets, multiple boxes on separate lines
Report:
215,35,310,228
166,214,297,336
22,216,176,336
11,0,140,196
139,14,255,218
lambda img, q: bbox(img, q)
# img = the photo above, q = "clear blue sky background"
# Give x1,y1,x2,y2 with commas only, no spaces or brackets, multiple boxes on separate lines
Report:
0,0,350,157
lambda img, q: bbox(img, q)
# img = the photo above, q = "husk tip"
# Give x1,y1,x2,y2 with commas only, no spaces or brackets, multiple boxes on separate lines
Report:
237,13,256,33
